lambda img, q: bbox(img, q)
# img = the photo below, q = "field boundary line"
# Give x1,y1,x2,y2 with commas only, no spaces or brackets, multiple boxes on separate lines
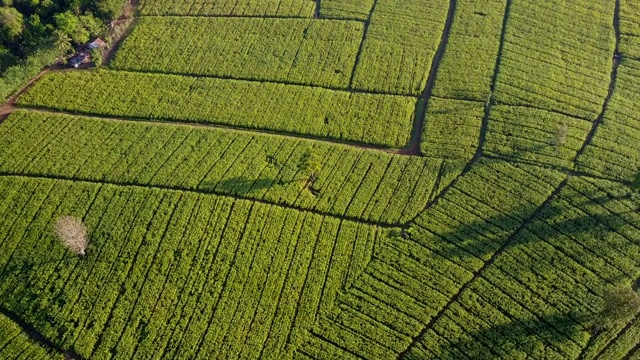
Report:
397,175,570,359
572,0,621,163
482,154,632,186
97,67,408,96
0,173,397,227
407,0,512,223
0,305,82,359
402,0,457,156
14,107,453,157
137,13,325,20
347,0,378,89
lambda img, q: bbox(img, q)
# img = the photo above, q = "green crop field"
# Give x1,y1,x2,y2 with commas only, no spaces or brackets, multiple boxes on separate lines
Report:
0,0,639,359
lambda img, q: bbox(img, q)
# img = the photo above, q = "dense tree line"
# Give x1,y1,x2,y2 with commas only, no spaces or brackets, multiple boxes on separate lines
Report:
0,0,123,71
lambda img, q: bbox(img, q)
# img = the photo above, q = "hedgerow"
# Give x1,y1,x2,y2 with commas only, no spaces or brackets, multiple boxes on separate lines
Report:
138,0,315,17
18,70,416,148
0,110,464,224
111,17,363,88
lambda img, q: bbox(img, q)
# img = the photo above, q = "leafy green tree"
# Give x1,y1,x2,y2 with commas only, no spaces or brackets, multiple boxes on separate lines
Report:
93,0,122,21
54,11,89,43
0,7,23,42
52,29,71,52
90,46,101,66
597,287,640,329
297,147,322,191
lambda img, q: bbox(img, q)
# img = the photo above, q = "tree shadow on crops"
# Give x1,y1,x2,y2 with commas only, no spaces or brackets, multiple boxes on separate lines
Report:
405,312,591,359
417,171,639,269
199,176,298,196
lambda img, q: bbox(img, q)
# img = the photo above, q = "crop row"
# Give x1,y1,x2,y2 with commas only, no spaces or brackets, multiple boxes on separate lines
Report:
0,110,463,224
138,0,315,17
296,158,567,358
0,175,383,359
494,0,616,120
319,0,374,20
404,176,640,359
420,97,483,161
350,0,450,95
111,17,362,88
587,315,640,360
19,70,416,148
484,105,593,169
620,0,640,59
430,0,507,101
577,59,640,182
0,313,60,360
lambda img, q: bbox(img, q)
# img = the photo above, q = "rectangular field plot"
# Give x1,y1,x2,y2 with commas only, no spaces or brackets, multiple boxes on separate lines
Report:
405,176,640,359
111,17,363,88
494,0,616,120
139,0,315,17
319,0,374,20
351,0,450,95
420,97,483,160
484,105,593,169
18,70,415,148
577,59,640,182
431,0,506,101
620,0,640,59
0,110,463,224
0,175,382,359
0,313,61,359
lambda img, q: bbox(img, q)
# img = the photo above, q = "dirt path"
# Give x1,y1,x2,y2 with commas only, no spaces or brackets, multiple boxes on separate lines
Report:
0,64,61,123
397,0,457,156
20,106,452,158
103,0,140,64
0,0,139,125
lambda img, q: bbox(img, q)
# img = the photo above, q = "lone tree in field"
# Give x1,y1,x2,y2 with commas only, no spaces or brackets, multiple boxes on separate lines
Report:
597,286,640,329
552,122,568,148
297,147,322,190
55,216,89,256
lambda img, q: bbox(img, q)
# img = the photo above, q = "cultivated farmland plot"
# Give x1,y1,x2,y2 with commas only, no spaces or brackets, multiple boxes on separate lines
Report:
19,70,416,148
111,17,363,88
138,0,316,17
1,0,640,358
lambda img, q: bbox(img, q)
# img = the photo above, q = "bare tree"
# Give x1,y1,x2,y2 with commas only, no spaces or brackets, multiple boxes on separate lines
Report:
55,216,89,256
